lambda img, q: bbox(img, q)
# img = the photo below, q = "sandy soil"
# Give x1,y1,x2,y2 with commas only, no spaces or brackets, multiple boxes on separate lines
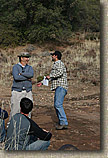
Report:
0,79,100,151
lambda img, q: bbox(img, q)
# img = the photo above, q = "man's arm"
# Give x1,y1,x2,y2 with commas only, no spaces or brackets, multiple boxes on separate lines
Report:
27,117,52,141
12,65,29,81
20,66,34,79
39,62,64,82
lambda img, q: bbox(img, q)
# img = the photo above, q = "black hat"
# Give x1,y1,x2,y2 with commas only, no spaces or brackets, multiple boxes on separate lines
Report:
50,51,62,60
18,52,31,57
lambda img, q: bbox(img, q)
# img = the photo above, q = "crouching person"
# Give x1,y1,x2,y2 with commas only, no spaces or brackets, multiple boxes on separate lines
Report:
5,97,52,150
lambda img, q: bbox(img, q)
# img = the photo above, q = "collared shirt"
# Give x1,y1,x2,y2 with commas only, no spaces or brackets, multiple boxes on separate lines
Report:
50,60,68,91
12,63,34,92
18,62,25,68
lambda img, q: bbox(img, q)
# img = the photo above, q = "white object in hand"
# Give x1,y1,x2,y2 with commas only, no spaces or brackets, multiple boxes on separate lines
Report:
42,76,49,86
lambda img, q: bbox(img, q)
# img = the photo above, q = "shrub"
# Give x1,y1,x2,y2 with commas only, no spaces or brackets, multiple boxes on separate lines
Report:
0,23,22,48
37,76,44,83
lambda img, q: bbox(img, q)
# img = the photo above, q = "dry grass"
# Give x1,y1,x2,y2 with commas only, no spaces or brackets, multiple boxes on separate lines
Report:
0,39,100,87
63,40,100,85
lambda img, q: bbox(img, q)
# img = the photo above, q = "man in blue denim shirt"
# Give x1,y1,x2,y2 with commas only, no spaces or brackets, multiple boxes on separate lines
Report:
9,52,34,121
46,51,68,130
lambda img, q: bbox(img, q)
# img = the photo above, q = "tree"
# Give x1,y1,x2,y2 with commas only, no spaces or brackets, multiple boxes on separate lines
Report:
65,0,100,32
0,0,100,47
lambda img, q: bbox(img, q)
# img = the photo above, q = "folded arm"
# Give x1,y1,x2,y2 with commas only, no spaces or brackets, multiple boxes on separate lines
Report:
12,65,34,81
20,66,34,79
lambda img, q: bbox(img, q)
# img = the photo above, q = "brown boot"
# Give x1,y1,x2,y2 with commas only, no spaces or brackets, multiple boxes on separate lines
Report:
56,124,68,130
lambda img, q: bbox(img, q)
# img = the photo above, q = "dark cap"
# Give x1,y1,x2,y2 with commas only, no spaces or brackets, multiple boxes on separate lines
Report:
50,51,62,60
18,52,31,57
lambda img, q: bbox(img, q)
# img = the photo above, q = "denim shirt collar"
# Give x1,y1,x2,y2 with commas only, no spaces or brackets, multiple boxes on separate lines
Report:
18,62,26,68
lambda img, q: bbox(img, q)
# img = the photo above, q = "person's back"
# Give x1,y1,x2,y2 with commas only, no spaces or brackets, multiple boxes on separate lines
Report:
5,113,30,150
5,97,52,151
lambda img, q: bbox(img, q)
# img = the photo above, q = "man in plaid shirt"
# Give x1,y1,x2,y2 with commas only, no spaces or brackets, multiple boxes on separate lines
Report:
46,51,68,130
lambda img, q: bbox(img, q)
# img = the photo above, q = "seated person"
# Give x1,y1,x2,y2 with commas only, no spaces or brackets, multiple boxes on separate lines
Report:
5,97,52,150
0,108,8,143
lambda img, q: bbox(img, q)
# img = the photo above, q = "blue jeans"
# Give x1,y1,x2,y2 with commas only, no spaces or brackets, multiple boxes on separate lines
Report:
54,86,68,125
26,140,50,150
0,119,6,142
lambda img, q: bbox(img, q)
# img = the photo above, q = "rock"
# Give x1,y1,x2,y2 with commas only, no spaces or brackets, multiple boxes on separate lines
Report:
26,44,36,52
39,51,50,57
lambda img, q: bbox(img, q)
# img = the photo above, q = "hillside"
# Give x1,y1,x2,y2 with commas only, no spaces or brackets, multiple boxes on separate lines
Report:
0,39,100,150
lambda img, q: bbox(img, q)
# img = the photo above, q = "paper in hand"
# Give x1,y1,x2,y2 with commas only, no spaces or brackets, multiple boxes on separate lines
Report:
42,76,49,86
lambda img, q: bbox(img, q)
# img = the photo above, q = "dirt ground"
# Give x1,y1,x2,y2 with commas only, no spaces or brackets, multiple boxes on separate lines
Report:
0,79,100,151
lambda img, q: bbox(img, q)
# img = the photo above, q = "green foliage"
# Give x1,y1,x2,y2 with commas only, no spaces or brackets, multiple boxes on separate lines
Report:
0,23,22,47
37,76,44,83
66,0,100,32
0,0,100,47
85,32,100,41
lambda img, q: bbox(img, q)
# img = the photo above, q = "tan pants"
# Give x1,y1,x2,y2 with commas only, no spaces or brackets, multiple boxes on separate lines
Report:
9,90,33,120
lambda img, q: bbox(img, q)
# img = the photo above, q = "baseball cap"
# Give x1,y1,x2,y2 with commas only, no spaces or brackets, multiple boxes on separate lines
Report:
18,52,31,57
50,51,62,59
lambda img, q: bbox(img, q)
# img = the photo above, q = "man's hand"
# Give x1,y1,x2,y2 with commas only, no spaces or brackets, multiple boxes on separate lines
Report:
43,129,49,132
46,76,50,80
37,82,42,87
